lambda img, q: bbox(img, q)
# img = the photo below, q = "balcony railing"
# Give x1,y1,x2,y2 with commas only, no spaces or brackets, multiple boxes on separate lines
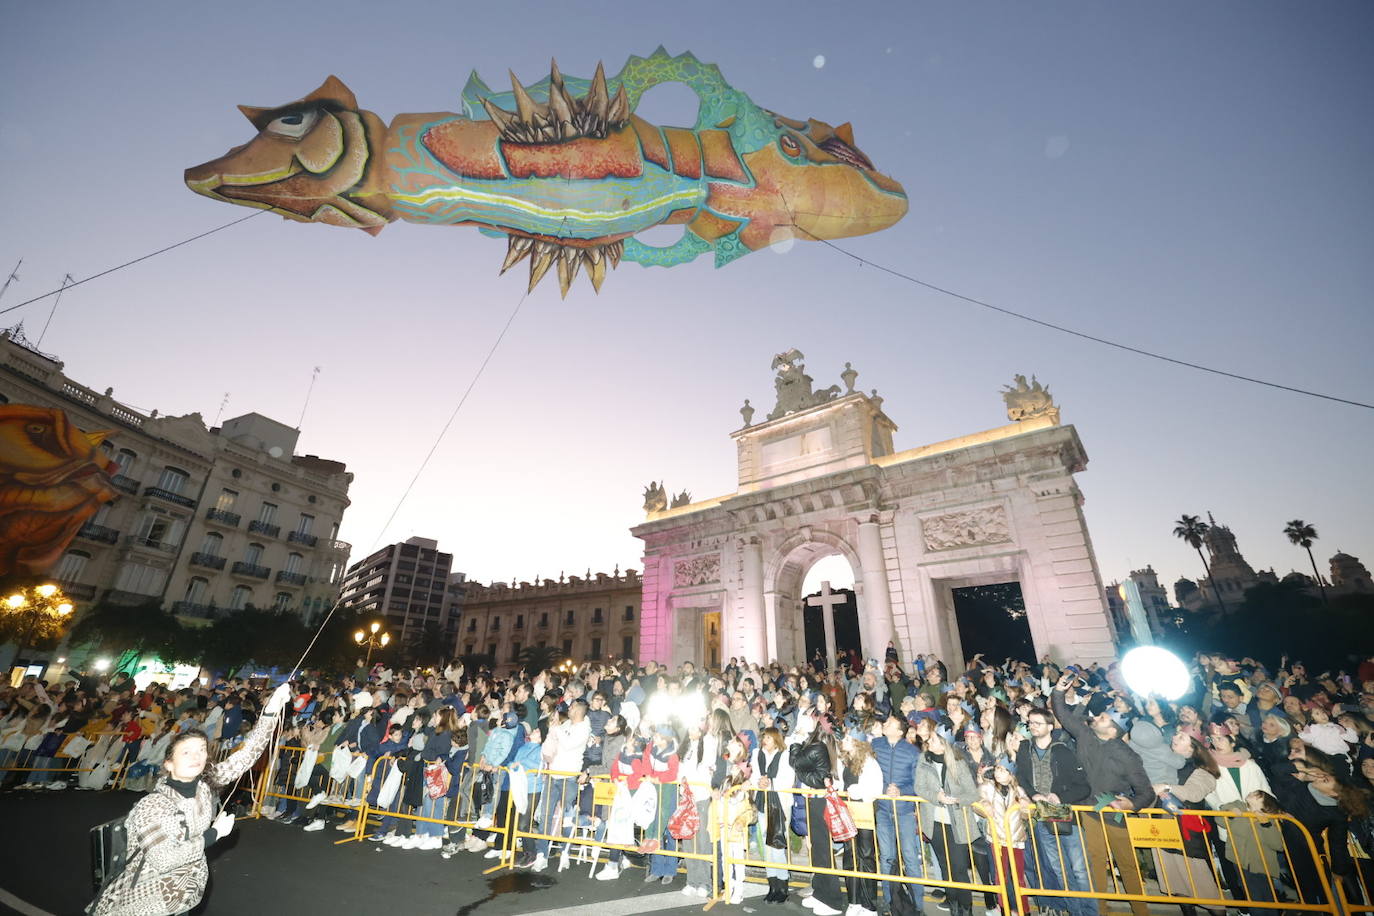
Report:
77,522,119,544
205,508,241,527
275,570,307,587
57,581,97,601
190,552,227,571
110,475,140,495
248,520,281,538
287,530,318,547
172,601,218,619
125,535,178,555
104,589,158,606
144,486,195,508
231,561,270,580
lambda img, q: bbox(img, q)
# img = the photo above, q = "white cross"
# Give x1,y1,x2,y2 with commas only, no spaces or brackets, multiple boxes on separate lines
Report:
806,580,846,669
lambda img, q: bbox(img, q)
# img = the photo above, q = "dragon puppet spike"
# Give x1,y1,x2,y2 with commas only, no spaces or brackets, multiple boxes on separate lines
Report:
185,51,907,296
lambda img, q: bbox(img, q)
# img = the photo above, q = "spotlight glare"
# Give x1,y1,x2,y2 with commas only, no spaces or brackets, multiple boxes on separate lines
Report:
1121,646,1189,701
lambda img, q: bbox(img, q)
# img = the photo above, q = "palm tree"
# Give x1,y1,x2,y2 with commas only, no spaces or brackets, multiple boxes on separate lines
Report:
517,644,564,677
1283,519,1328,606
1173,514,1227,613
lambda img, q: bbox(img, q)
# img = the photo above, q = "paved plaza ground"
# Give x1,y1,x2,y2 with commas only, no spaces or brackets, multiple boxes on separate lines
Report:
0,790,751,916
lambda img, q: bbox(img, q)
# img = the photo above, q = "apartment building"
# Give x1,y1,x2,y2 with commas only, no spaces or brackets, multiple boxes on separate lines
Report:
337,537,458,650
457,569,640,669
0,326,352,624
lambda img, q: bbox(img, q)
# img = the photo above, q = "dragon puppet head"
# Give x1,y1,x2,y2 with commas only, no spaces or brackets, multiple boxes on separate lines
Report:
183,76,393,234
706,110,908,253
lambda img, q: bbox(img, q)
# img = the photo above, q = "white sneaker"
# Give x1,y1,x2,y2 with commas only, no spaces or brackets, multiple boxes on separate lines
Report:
421,836,443,850
47,782,67,790
987,909,1002,916
484,848,503,859
384,834,404,846
531,854,548,873
262,808,282,819
810,902,842,916
730,890,744,906
475,815,494,830
401,835,423,849
696,887,709,898
595,864,620,881
466,836,489,853
303,819,325,832
682,886,698,896
803,898,819,910
306,792,327,810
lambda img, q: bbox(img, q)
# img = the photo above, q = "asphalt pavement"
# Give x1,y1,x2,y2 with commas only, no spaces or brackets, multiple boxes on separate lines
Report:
0,788,764,916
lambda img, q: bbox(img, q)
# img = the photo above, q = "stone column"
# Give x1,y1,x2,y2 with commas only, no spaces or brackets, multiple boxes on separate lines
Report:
857,520,895,656
740,538,767,663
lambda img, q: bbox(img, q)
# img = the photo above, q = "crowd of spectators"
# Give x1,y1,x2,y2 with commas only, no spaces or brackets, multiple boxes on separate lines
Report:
3,647,1374,916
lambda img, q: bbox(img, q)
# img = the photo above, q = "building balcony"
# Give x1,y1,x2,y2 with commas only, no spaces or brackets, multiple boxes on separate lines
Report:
77,522,120,544
275,570,307,587
104,589,159,607
125,535,178,555
287,530,319,548
110,475,140,495
248,520,281,538
57,581,98,601
144,486,195,508
172,601,218,619
205,508,241,528
231,561,271,580
190,552,227,571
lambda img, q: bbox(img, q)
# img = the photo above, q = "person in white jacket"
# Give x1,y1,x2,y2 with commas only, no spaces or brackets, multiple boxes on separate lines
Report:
1298,705,1359,758
530,699,591,872
752,725,796,903
840,729,884,916
682,710,731,897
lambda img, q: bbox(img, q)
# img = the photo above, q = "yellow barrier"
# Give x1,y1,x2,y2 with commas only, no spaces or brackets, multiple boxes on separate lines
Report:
354,757,502,854
255,744,377,843
499,769,721,895
720,784,1009,911
1010,803,1341,915
1329,830,1374,915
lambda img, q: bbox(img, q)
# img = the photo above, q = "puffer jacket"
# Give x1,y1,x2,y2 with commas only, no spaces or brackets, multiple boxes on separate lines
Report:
915,749,980,843
789,738,834,789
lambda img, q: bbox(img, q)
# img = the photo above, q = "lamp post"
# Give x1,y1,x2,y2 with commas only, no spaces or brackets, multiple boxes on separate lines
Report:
4,583,74,676
353,620,391,667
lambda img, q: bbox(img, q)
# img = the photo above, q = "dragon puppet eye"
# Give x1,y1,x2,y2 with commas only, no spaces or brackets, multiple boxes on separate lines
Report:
265,109,319,139
779,134,802,158
26,423,47,436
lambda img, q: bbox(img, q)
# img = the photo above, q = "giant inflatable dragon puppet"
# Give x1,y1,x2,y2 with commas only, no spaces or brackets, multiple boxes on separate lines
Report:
0,404,119,578
185,48,908,297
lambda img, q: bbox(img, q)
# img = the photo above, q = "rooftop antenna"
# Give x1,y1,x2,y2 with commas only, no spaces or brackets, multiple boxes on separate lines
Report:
36,273,74,348
213,392,231,426
0,259,21,303
297,366,321,429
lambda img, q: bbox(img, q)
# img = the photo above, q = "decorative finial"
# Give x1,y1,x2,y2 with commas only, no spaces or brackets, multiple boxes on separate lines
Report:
869,388,884,413
840,362,858,394
740,398,755,428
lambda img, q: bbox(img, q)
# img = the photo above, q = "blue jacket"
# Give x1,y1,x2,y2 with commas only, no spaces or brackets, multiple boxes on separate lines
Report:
870,735,919,814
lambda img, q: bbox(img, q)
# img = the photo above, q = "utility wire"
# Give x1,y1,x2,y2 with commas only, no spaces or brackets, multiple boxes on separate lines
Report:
369,288,528,553
782,206,1372,411
0,210,266,318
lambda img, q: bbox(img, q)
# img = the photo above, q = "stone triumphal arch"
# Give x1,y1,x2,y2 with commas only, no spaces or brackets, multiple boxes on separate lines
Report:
631,352,1118,668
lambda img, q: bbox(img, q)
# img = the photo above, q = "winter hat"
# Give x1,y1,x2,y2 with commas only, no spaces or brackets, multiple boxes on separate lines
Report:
501,711,520,729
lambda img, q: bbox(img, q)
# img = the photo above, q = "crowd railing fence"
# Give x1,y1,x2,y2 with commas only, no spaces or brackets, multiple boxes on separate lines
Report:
1007,802,1341,915
498,767,722,898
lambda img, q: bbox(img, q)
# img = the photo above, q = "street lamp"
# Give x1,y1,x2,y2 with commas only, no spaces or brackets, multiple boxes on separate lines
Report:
353,620,391,666
4,583,74,675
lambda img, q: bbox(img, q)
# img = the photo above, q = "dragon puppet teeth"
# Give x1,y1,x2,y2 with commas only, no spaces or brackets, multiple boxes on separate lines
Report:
514,237,622,296
486,59,630,144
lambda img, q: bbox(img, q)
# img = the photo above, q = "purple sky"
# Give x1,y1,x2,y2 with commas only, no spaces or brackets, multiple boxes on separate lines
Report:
2,2,1370,595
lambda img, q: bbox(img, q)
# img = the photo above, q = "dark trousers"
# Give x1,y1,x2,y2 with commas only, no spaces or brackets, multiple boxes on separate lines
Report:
843,828,878,911
807,795,845,910
927,824,973,908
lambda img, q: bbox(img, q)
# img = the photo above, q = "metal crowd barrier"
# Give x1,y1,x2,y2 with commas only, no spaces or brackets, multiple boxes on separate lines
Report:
352,758,507,858
720,784,1009,910
498,768,721,895
0,730,126,784
1009,803,1340,916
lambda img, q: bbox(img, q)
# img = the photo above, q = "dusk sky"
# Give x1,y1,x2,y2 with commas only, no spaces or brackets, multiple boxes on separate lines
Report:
2,2,1370,597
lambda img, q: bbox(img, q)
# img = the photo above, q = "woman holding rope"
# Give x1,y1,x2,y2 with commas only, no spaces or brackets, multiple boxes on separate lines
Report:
89,682,291,916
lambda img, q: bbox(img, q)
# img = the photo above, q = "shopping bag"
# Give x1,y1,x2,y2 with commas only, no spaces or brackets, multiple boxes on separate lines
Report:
606,784,635,845
293,748,317,790
668,782,700,840
424,760,451,800
375,761,403,808
346,753,368,781
631,781,658,829
823,787,857,842
329,745,352,782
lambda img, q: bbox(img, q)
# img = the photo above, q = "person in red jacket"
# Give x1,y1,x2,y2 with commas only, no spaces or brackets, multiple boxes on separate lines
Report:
643,725,681,885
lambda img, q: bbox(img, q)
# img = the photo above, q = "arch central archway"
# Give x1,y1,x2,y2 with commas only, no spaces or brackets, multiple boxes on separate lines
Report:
763,529,869,664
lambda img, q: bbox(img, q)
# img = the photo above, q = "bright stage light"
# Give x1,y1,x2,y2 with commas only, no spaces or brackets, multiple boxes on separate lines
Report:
1120,646,1190,701
93,658,111,672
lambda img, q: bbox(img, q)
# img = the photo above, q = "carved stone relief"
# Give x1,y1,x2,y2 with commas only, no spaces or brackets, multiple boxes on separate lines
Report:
920,505,1012,551
674,554,721,588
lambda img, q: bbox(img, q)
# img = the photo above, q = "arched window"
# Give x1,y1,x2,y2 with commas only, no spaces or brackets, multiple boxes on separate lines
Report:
55,550,91,584
229,585,252,610
274,592,292,611
200,531,223,556
244,543,264,566
184,577,209,604
285,553,304,574
157,466,190,494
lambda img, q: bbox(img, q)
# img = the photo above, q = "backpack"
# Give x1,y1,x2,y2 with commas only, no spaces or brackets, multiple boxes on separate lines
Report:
89,815,132,894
